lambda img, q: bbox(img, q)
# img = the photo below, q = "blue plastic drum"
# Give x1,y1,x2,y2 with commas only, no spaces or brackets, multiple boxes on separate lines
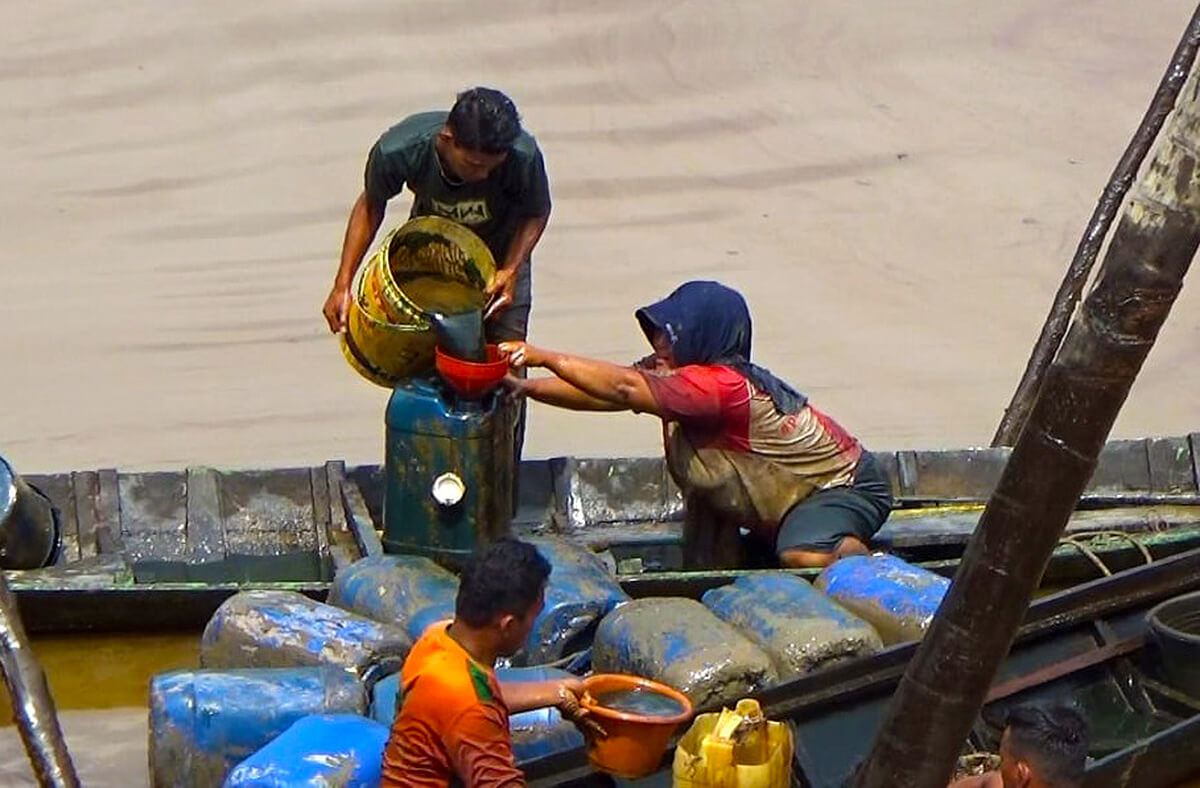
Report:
149,667,365,788
327,554,458,641
815,554,950,645
200,590,412,677
223,714,388,788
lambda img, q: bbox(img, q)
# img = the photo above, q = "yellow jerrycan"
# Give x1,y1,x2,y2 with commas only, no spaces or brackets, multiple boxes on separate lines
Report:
672,698,792,788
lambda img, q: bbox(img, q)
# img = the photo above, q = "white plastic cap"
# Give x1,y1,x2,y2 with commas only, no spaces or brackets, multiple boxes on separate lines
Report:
431,472,466,507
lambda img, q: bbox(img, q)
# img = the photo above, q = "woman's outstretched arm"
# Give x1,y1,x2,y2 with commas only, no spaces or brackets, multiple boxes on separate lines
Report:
509,375,626,412
500,343,662,415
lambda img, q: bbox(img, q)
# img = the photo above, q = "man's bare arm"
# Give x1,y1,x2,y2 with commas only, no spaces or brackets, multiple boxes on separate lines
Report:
323,191,385,332
485,213,549,319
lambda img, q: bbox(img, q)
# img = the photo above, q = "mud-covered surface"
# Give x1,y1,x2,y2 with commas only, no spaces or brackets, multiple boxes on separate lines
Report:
327,555,457,642
222,714,387,788
592,597,777,709
815,554,950,645
513,538,630,667
199,591,411,676
6,554,133,589
148,667,365,788
702,573,882,679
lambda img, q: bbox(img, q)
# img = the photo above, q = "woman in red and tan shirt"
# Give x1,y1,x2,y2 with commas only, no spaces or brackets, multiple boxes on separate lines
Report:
501,280,892,569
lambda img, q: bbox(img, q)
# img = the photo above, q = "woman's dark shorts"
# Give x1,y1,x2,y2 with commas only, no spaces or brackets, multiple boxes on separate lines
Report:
775,451,894,555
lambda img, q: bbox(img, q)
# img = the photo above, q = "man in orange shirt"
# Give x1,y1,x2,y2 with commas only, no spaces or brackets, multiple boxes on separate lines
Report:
382,538,599,786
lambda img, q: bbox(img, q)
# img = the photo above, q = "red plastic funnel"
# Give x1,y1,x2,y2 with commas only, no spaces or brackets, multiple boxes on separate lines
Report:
435,344,509,399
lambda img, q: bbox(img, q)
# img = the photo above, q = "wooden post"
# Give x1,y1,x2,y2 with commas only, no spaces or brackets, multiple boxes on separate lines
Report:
991,3,1200,447
855,58,1200,788
0,570,79,787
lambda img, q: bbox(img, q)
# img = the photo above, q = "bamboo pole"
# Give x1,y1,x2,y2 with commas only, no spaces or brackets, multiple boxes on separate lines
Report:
855,58,1200,788
0,570,78,787
991,3,1200,447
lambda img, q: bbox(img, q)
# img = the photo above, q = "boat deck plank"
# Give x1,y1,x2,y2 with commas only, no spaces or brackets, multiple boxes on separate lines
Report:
184,467,225,564
71,471,99,561
95,469,123,554
310,466,332,564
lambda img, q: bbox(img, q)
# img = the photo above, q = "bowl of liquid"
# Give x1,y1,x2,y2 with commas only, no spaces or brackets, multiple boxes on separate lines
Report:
435,344,509,399
580,673,693,778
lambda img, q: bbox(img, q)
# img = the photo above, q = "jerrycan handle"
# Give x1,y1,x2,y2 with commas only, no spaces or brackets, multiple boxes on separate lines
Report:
732,699,769,766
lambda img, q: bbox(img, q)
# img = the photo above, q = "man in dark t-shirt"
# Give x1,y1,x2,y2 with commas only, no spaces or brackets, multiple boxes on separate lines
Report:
322,86,551,343
323,87,551,481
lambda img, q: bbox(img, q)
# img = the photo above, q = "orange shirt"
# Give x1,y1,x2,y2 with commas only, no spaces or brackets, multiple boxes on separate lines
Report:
381,621,524,787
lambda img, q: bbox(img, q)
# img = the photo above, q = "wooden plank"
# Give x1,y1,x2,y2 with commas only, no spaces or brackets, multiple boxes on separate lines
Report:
1148,436,1196,494
1189,433,1200,496
896,451,919,498
325,461,348,532
341,480,383,558
324,461,357,575
1089,439,1153,493
309,466,331,564
26,474,79,565
909,448,1010,500
877,505,1200,549
72,471,99,560
185,467,226,563
985,636,1143,702
95,469,123,554
874,452,903,499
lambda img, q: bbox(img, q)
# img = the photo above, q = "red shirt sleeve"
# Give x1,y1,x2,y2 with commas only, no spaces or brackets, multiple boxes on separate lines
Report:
640,365,747,425
446,705,525,787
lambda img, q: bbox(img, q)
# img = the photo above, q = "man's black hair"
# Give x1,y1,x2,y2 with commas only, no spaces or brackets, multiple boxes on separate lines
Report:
455,538,550,627
446,87,522,154
1006,702,1089,787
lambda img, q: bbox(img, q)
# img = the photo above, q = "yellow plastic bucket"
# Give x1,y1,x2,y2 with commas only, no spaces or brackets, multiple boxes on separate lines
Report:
340,216,496,387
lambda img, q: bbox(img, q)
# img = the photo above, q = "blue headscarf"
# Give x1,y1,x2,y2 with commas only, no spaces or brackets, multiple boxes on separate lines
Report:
635,281,807,414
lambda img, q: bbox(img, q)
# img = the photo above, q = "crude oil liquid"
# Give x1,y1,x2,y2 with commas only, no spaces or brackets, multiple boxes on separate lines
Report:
0,631,199,726
592,687,687,717
400,274,487,362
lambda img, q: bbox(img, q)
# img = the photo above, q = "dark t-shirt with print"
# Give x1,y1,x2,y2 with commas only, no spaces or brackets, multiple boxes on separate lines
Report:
363,111,551,290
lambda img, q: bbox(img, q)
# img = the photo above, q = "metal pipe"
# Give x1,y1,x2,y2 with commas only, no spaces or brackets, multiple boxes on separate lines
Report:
0,570,79,787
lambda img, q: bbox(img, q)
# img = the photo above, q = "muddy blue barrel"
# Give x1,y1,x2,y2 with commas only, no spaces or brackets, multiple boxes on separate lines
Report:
328,554,458,641
815,554,950,645
382,377,515,565
149,667,366,788
0,453,60,569
702,572,882,679
592,597,777,709
223,714,388,788
200,590,412,677
369,666,585,763
517,538,630,666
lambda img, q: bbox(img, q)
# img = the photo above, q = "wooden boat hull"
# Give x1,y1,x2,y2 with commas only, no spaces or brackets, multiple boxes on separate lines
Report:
521,547,1200,787
9,434,1200,633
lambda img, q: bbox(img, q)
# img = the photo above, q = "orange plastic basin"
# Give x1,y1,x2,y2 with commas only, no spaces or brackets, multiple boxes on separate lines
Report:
434,344,508,399
580,673,694,779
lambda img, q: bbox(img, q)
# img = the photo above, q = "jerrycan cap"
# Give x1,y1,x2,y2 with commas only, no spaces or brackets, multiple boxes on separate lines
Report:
431,473,466,507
